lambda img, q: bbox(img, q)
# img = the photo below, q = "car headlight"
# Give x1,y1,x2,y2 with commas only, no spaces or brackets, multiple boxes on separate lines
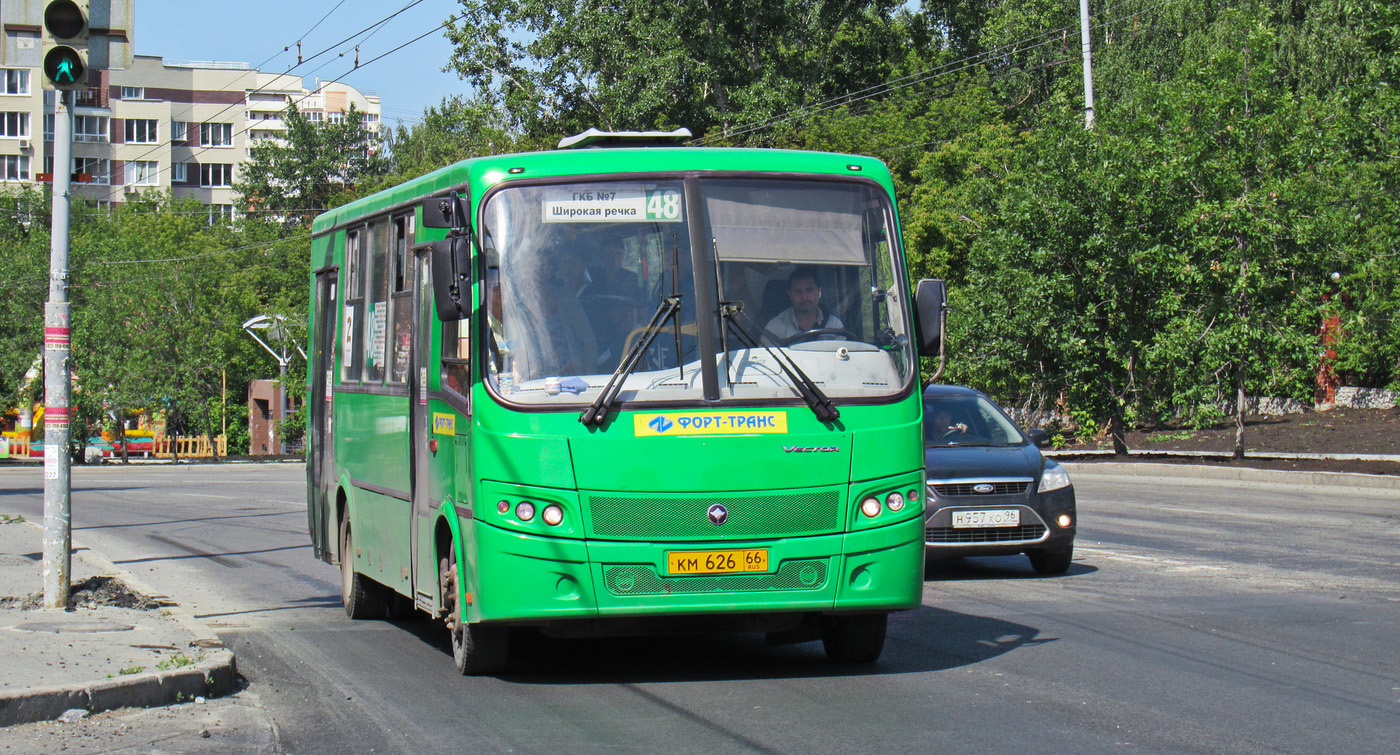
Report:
1038,459,1072,493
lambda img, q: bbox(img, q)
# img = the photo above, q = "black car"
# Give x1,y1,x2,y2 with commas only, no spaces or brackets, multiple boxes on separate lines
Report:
922,385,1076,574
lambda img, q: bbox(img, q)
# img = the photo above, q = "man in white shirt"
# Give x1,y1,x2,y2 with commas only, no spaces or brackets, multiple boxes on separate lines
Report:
764,267,843,342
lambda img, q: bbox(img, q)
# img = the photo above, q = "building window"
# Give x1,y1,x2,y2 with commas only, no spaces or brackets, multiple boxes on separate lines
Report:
208,204,234,224
171,162,187,183
327,112,345,124
305,110,323,123
0,112,28,138
0,69,29,95
125,160,158,186
74,115,107,143
200,163,233,187
124,119,158,144
200,122,233,147
72,157,109,185
171,121,187,141
0,155,28,181
119,86,144,100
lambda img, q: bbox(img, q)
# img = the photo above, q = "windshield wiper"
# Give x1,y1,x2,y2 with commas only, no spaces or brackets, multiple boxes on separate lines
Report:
720,304,839,422
579,294,681,426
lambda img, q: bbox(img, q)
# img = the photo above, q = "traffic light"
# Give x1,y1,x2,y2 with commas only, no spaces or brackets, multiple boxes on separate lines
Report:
42,0,89,90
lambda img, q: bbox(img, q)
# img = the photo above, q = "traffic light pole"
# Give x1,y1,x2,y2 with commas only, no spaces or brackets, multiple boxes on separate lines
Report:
43,89,74,609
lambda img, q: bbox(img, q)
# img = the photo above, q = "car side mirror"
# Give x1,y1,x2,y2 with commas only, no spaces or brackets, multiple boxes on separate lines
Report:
422,192,468,229
1026,428,1051,448
431,237,471,321
914,278,947,358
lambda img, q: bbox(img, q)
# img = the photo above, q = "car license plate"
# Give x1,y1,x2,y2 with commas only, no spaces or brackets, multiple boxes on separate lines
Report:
952,509,1020,528
667,548,769,575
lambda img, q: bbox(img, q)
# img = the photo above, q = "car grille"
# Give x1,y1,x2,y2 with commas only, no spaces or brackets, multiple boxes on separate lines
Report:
926,524,1047,544
932,481,1030,496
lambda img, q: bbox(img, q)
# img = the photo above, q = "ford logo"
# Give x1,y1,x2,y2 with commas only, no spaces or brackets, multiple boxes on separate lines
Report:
973,483,996,494
707,504,728,525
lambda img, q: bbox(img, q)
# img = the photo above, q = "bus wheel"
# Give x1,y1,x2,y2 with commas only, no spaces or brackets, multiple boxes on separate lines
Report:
821,614,887,663
439,551,508,675
339,517,386,620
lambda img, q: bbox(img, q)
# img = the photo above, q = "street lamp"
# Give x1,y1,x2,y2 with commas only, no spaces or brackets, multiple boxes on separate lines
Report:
242,314,306,454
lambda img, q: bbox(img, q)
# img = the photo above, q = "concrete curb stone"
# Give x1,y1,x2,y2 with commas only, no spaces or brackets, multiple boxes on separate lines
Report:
0,521,238,728
1062,460,1400,491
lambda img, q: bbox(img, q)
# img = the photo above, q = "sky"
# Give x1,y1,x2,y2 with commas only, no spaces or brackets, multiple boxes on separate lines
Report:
133,0,468,127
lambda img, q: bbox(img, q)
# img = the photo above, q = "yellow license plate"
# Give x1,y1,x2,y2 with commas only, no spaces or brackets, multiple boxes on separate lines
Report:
667,548,769,575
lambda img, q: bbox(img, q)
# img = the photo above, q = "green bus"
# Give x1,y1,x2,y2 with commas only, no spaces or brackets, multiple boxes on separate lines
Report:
306,129,947,674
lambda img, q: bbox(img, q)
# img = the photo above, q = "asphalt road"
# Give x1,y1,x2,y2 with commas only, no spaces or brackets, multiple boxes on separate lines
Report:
1,463,1397,753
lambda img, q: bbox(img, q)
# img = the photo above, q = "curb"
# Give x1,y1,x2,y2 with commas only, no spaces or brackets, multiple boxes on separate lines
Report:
0,526,239,728
0,651,236,728
1062,460,1400,491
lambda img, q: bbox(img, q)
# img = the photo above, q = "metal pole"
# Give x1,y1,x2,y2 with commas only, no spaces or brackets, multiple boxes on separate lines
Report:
43,90,75,610
279,358,288,455
1080,0,1097,129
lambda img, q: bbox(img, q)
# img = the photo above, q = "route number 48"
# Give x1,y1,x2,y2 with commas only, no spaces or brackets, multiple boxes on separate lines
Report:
646,189,682,221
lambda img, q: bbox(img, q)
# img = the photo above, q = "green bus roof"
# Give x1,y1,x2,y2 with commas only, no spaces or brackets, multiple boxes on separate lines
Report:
311,147,894,236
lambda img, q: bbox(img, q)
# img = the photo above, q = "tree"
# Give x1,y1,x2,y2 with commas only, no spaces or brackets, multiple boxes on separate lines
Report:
445,0,917,139
235,104,389,226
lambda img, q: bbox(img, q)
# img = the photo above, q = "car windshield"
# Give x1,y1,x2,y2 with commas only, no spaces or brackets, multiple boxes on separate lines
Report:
924,394,1026,447
481,177,914,407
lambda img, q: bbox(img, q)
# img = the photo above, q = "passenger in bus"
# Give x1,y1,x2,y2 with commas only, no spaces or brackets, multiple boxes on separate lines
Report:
503,231,599,381
583,244,644,368
764,267,844,342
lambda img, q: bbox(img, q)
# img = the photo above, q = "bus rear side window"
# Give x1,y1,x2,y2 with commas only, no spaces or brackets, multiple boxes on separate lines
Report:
340,230,363,383
388,215,414,384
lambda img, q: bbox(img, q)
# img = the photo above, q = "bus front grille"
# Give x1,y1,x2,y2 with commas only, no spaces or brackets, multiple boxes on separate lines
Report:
587,491,842,538
603,560,828,596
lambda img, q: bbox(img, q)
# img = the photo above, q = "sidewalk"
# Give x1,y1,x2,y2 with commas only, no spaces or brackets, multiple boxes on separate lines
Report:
0,518,237,727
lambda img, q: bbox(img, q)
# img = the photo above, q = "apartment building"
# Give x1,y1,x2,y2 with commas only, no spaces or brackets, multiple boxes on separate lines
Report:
0,44,380,218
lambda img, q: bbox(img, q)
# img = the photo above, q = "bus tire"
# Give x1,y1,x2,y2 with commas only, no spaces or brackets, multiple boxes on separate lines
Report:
340,517,386,620
440,551,508,675
821,613,887,663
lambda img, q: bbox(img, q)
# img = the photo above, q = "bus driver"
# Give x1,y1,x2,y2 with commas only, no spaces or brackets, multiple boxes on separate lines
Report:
764,267,844,342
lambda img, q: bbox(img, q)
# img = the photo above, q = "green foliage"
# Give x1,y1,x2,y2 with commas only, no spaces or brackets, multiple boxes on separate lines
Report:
234,103,389,226
0,191,311,459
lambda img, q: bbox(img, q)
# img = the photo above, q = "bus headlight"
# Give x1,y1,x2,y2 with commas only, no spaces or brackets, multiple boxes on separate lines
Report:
542,505,564,526
515,501,536,522
860,497,882,518
885,492,905,512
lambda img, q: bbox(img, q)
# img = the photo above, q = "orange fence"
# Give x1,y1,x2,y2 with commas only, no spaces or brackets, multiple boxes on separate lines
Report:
153,435,228,459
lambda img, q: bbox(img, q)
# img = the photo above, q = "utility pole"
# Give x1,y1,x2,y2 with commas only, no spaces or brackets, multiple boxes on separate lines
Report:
1080,0,1097,129
43,88,74,609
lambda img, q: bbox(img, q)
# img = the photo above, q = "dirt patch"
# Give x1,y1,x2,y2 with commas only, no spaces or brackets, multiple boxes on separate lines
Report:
0,576,164,611
1057,406,1400,476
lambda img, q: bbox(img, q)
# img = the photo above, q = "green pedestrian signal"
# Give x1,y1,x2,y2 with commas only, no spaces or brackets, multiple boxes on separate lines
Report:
43,46,87,90
42,0,90,91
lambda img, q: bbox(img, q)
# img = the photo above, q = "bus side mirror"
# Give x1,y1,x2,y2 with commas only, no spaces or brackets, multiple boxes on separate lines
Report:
431,237,471,321
914,278,947,357
422,193,468,229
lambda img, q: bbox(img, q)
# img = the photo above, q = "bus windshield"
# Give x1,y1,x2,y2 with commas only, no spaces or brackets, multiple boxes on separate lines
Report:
482,176,913,407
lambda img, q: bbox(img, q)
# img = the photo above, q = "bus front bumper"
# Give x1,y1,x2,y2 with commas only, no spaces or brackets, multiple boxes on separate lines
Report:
468,514,924,625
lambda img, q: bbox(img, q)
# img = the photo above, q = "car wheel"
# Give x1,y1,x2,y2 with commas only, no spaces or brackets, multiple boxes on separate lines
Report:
439,551,509,675
820,613,887,663
1027,544,1074,575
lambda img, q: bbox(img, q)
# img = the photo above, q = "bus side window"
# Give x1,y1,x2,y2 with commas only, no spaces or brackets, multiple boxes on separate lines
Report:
364,219,390,383
442,318,470,403
388,214,414,384
340,229,363,383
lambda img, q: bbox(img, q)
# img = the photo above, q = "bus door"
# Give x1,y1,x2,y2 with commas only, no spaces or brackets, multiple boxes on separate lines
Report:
308,269,338,561
409,249,434,607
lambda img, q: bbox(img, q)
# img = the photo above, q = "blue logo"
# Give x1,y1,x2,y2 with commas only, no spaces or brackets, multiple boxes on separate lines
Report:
648,415,674,433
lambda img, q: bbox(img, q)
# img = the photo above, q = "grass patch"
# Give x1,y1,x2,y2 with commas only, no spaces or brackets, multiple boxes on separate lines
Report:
156,653,196,671
1146,430,1195,443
